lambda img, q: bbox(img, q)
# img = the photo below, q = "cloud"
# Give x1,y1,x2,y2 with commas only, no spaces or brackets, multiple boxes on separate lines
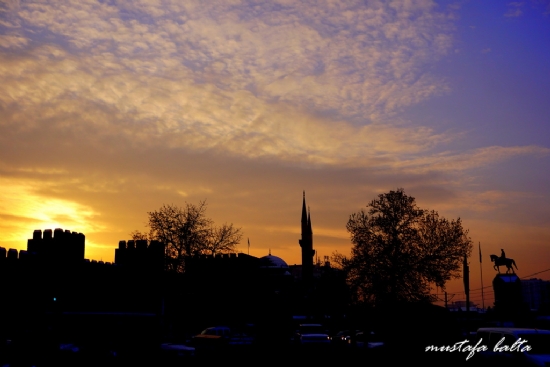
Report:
434,189,536,213
1,0,455,156
0,177,101,247
505,2,524,17
7,0,543,174
393,145,550,173
0,42,449,167
505,9,523,17
0,34,29,48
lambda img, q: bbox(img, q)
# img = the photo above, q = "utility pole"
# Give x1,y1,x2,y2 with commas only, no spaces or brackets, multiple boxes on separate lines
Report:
479,242,485,310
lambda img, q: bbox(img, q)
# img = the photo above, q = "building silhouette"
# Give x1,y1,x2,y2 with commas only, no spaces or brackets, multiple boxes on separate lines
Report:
522,278,550,311
0,194,351,363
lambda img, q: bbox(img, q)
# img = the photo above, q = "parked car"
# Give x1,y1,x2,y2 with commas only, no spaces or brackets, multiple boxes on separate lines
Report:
228,332,255,346
191,325,255,352
191,326,231,350
474,327,550,366
195,326,232,339
330,330,354,345
160,342,195,357
294,324,331,345
159,341,195,365
353,331,385,350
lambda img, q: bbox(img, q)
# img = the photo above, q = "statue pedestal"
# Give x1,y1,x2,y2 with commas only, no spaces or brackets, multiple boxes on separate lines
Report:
493,273,522,314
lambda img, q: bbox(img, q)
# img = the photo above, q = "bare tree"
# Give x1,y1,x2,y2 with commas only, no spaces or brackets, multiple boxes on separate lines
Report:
205,223,242,256
129,230,149,241
137,200,242,272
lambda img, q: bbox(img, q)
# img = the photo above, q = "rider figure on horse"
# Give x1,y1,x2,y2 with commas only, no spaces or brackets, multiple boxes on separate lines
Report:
491,249,517,274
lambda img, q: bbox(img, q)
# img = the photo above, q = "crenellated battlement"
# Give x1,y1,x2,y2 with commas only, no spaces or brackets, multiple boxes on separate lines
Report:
114,239,165,272
26,228,85,263
0,229,167,320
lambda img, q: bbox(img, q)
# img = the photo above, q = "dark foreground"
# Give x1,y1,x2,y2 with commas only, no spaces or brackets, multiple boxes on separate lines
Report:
1,343,494,367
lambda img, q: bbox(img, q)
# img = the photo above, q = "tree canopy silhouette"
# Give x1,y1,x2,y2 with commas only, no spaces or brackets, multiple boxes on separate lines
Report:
133,200,242,272
336,188,472,306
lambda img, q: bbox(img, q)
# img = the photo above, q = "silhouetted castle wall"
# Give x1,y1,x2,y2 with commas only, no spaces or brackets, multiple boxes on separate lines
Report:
161,253,265,329
0,230,289,316
0,230,285,336
184,252,260,279
27,228,85,263
114,239,165,272
0,229,85,267
0,226,348,346
0,229,165,322
0,230,170,361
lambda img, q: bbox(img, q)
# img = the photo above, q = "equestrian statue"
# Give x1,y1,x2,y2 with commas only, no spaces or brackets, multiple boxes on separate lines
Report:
490,248,518,274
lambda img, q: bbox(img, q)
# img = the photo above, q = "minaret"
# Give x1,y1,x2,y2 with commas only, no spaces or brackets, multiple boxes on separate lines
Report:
299,191,315,286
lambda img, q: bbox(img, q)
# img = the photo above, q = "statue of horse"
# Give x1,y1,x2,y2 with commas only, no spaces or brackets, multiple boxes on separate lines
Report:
490,254,518,274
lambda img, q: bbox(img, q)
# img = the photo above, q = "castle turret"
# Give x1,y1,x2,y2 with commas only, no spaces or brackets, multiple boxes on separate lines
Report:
26,228,85,263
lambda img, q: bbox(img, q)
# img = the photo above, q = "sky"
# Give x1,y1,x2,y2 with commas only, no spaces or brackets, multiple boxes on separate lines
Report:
1,0,549,308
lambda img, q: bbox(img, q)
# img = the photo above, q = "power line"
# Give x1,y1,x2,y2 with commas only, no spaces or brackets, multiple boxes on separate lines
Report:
465,267,550,293
432,267,550,304
519,268,550,279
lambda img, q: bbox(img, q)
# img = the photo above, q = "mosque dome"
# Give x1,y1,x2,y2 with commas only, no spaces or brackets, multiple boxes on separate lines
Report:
259,254,289,269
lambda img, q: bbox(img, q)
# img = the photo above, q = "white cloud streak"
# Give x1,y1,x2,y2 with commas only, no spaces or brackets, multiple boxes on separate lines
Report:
0,0,464,166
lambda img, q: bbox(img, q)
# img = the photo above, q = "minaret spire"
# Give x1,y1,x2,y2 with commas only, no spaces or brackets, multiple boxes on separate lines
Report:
299,192,315,288
301,191,308,236
307,206,312,236
302,191,307,222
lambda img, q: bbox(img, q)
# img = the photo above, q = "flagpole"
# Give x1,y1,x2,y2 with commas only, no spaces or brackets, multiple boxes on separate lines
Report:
479,242,485,310
248,238,250,255
463,254,470,331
